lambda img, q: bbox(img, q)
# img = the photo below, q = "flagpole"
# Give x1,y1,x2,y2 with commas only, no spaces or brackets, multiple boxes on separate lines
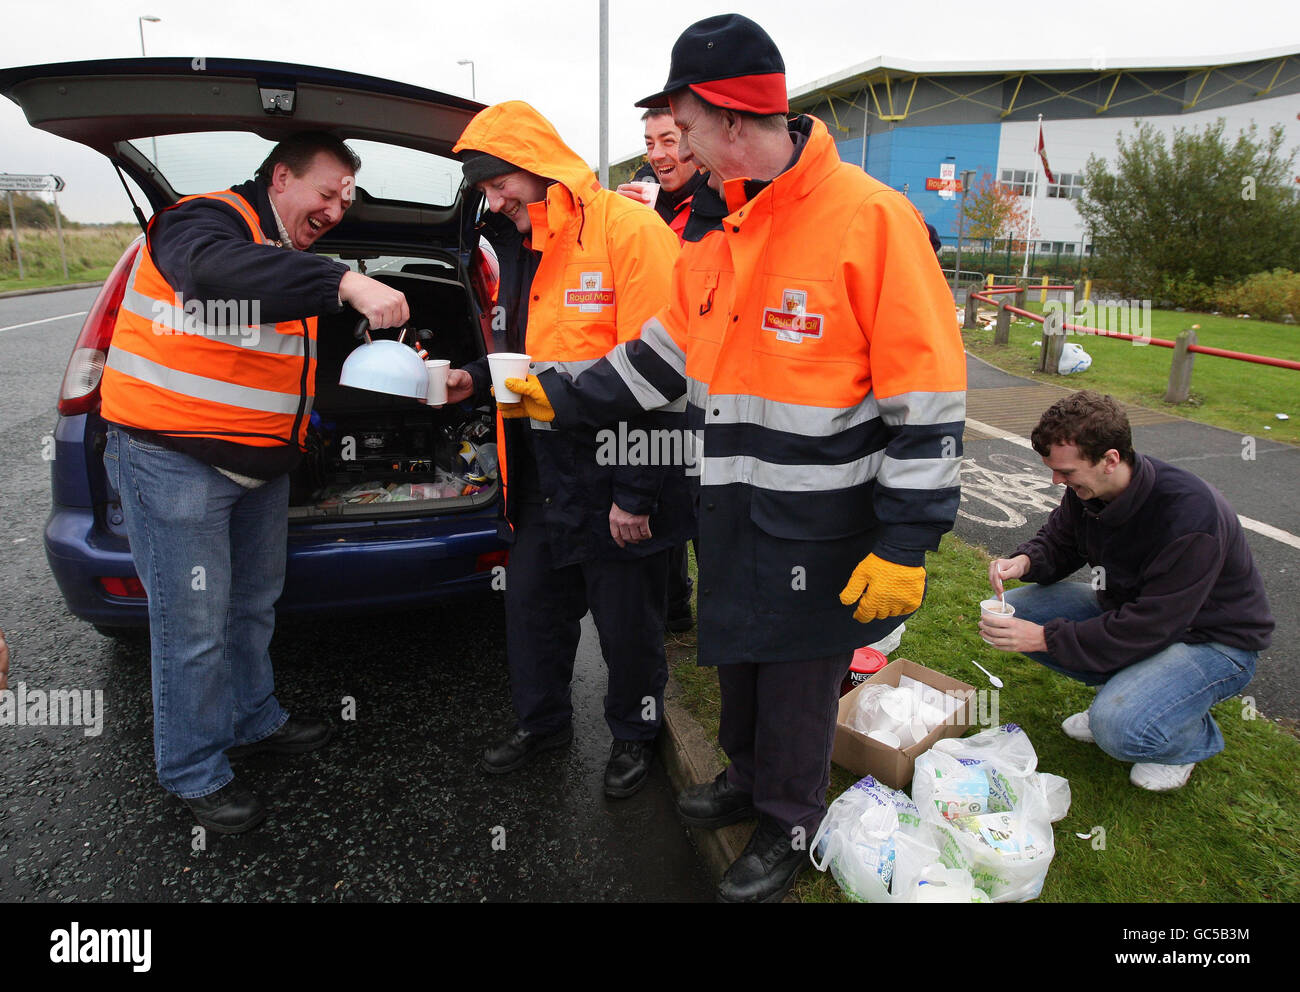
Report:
1022,113,1041,280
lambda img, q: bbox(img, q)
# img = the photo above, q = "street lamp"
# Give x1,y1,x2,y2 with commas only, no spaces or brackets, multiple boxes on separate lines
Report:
457,59,476,100
138,16,161,167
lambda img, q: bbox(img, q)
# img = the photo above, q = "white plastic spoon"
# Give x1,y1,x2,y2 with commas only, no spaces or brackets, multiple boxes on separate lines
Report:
969,658,1004,689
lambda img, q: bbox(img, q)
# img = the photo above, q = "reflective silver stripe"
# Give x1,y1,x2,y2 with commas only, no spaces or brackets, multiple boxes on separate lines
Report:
639,317,686,377
699,449,886,491
201,192,274,244
878,454,962,492
120,287,303,358
555,357,601,379
106,347,302,416
609,343,672,412
529,418,555,431
701,391,882,437
661,394,687,413
302,394,315,423
876,389,966,427
687,377,709,409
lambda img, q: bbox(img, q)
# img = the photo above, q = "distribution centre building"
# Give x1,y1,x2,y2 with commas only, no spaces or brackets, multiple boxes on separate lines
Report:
615,47,1300,259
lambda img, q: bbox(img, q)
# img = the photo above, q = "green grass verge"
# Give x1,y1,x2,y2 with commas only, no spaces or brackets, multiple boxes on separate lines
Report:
0,266,112,294
963,301,1300,446
669,534,1300,903
1,225,136,293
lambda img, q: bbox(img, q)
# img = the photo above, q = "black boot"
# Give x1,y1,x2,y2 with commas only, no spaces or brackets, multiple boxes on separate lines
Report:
716,816,808,903
676,769,755,828
480,725,573,774
604,739,654,798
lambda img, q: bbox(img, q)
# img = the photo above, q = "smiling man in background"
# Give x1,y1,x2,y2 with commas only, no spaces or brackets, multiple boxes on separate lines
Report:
101,131,408,835
618,107,707,241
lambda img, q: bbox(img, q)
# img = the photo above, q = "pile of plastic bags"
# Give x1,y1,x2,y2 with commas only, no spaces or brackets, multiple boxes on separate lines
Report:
811,725,1071,903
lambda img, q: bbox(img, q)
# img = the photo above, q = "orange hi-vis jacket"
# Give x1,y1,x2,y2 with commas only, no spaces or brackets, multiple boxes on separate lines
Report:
542,115,968,664
455,101,689,563
100,189,317,451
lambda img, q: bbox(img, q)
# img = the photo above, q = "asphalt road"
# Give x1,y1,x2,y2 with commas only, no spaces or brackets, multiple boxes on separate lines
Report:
0,287,713,903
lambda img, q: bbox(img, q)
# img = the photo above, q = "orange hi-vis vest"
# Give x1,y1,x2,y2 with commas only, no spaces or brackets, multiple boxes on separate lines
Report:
100,190,317,449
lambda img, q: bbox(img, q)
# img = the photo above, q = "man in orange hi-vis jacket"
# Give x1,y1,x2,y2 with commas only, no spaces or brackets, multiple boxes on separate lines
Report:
444,101,690,800
503,14,967,901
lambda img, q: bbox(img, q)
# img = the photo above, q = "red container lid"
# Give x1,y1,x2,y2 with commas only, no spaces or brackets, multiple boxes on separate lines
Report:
850,646,888,675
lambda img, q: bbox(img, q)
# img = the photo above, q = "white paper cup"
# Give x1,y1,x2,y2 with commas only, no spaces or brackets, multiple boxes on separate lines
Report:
980,598,1015,619
866,729,901,749
633,180,660,210
424,359,450,405
487,352,532,403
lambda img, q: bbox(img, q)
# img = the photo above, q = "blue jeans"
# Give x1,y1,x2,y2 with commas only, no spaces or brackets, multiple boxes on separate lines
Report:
1004,582,1256,765
104,429,289,798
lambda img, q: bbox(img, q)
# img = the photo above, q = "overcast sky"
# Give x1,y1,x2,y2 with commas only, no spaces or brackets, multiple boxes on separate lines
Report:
1,0,1295,223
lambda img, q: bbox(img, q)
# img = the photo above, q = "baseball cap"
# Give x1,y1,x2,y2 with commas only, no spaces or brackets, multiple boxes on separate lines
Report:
635,13,787,115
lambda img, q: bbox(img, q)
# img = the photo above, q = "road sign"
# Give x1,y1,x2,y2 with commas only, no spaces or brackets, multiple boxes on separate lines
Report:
925,177,964,193
0,173,65,192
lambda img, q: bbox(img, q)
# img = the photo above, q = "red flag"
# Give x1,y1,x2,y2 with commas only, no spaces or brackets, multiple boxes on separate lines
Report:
1036,124,1056,184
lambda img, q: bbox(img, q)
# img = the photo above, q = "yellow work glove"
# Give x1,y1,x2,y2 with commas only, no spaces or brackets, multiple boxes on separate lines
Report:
501,375,555,422
839,553,926,623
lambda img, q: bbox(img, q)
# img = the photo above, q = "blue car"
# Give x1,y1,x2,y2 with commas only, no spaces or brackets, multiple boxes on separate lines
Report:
0,58,508,635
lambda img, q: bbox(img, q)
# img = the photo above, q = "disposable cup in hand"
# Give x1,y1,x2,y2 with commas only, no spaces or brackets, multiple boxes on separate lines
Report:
980,598,1015,619
634,180,660,210
424,359,450,405
488,352,532,403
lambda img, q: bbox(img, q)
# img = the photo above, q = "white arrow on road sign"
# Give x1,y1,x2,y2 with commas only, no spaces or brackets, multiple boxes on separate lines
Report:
0,174,66,192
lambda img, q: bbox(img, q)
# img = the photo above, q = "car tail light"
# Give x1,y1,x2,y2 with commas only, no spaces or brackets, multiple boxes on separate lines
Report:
475,550,509,572
99,576,147,599
58,238,142,417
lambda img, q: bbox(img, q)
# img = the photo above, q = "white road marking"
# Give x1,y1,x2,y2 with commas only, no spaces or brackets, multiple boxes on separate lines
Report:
0,311,88,334
965,416,1300,550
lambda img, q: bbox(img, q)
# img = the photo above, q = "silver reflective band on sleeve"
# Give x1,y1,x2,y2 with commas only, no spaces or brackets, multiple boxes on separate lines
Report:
703,392,882,437
662,394,687,413
700,449,886,491
105,347,302,416
876,389,966,427
529,419,555,431
608,343,672,412
639,317,687,377
877,455,962,492
554,357,601,379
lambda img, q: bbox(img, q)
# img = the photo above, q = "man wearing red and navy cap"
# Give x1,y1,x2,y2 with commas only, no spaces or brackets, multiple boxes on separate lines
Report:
503,13,966,902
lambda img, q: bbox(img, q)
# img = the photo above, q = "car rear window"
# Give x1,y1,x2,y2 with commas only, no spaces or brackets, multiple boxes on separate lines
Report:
127,132,463,206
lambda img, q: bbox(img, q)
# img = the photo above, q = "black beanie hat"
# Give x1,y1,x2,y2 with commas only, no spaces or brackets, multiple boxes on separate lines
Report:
460,150,520,187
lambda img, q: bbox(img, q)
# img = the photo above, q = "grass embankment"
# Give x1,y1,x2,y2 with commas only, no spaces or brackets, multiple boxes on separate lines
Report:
0,225,137,293
963,300,1300,446
667,536,1300,903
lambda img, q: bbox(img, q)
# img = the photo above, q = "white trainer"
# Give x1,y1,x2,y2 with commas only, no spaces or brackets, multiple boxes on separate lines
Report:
1130,762,1196,792
1061,711,1094,743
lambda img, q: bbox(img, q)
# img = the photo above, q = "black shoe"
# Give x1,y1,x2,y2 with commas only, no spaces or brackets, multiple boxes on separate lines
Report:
665,604,694,634
182,779,266,835
604,739,654,798
676,769,755,828
480,725,573,775
716,816,808,903
226,716,333,758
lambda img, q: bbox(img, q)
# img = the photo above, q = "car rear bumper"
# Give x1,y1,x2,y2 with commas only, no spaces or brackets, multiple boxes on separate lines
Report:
45,504,505,629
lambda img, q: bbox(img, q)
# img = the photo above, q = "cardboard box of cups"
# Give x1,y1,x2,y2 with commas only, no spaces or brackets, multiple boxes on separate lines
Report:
832,659,976,790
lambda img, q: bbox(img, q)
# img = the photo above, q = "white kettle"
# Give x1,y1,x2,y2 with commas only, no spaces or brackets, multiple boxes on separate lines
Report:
339,318,429,401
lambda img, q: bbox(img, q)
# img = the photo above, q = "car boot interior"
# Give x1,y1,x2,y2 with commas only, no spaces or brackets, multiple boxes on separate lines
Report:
289,262,498,519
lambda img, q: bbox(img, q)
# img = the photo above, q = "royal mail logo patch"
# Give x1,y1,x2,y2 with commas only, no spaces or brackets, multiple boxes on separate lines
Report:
761,288,823,342
565,271,616,312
